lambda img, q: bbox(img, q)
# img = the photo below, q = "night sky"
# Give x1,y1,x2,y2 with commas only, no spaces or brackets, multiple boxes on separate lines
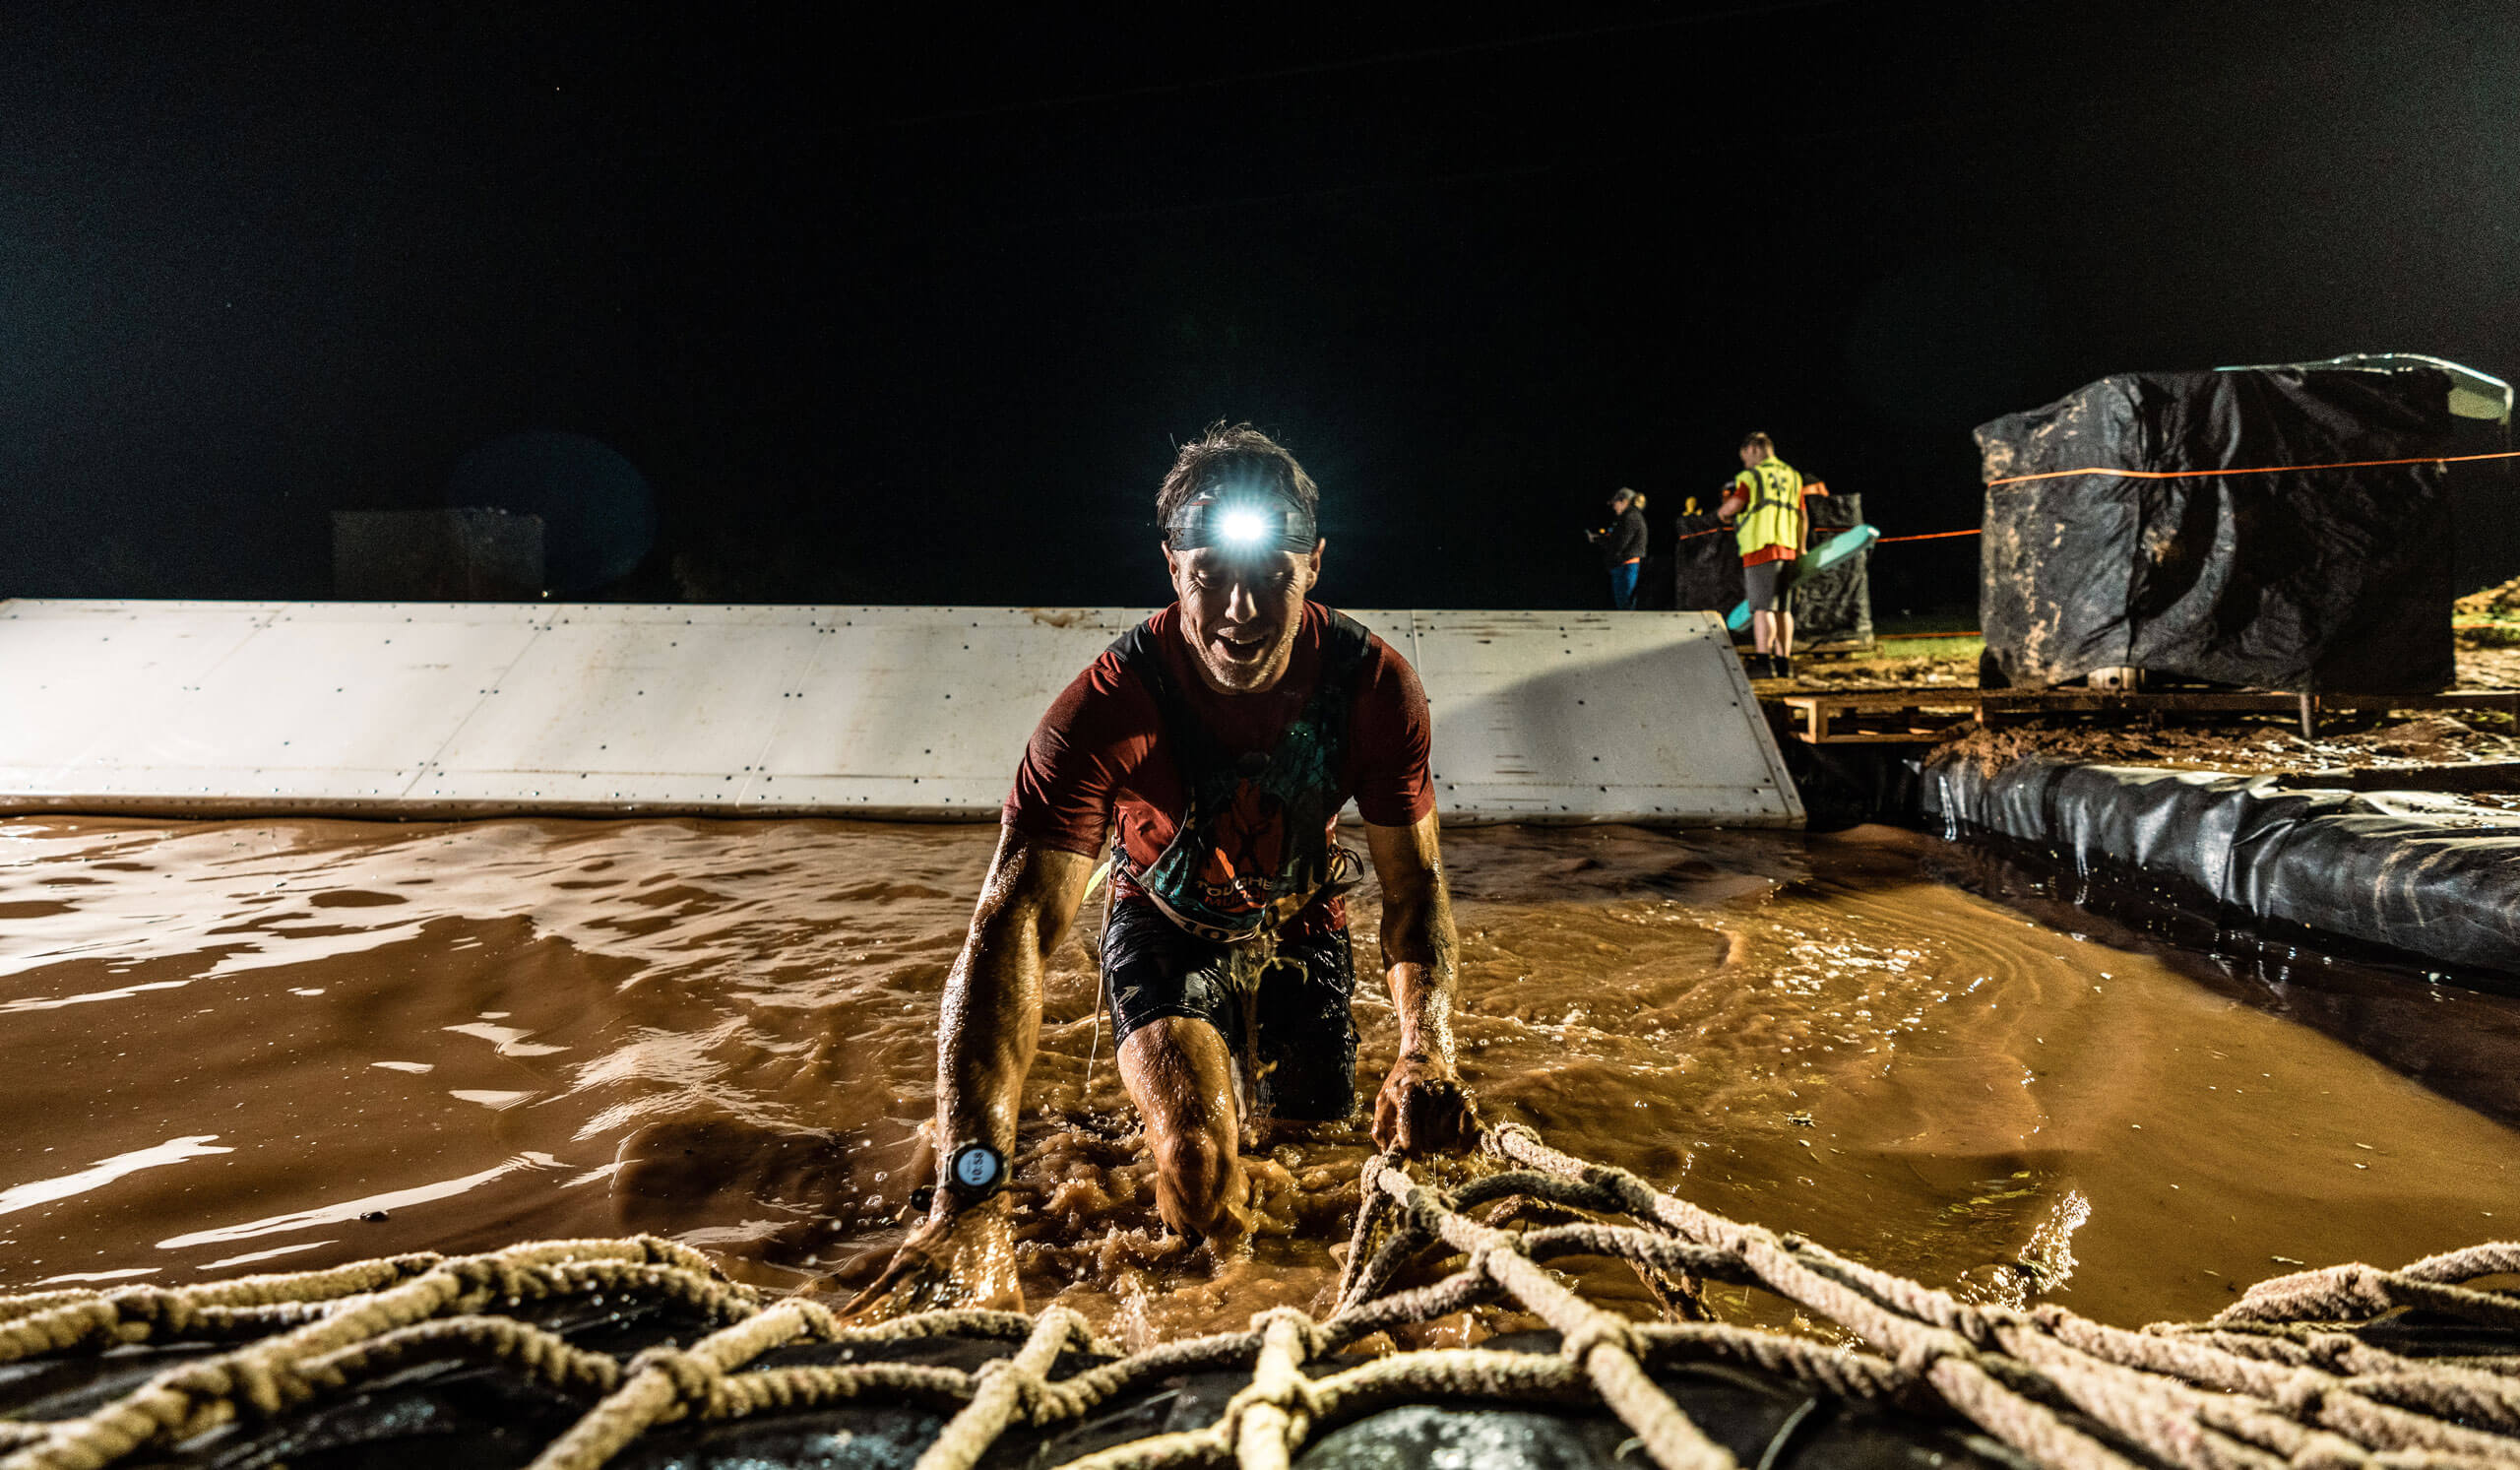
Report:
6,2,2515,616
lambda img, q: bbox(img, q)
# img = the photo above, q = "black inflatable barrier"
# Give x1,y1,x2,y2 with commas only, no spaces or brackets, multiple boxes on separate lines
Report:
1922,756,2520,982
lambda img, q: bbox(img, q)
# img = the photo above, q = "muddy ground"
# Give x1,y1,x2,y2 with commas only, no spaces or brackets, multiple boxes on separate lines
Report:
1927,715,2518,786
1771,622,2520,786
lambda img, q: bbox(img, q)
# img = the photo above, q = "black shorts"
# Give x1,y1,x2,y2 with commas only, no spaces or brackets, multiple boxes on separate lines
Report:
1101,896,1359,1122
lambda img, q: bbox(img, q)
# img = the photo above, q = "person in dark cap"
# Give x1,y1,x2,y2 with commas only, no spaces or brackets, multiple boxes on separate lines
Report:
1587,487,1650,608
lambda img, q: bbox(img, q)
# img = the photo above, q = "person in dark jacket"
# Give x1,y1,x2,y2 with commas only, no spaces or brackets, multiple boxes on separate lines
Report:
1587,488,1650,609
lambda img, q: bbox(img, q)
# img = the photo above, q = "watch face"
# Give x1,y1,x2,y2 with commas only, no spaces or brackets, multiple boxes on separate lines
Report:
952,1145,1001,1190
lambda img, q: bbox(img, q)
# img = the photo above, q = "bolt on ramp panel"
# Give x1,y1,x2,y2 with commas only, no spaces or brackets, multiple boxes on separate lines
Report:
0,602,1800,826
1396,609,1798,825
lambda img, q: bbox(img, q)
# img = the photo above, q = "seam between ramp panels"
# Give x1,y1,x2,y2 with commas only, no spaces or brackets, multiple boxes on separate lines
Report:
733,612,839,810
396,608,559,804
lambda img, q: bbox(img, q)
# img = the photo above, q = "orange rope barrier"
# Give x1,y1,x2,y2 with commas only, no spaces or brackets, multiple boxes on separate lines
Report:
1666,525,1982,547
1651,448,2519,552
1985,448,2520,487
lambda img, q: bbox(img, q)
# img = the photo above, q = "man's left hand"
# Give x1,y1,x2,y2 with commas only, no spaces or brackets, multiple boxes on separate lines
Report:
1372,1054,1480,1154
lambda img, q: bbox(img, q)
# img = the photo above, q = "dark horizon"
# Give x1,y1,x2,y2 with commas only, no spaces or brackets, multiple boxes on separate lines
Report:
6,2,2515,617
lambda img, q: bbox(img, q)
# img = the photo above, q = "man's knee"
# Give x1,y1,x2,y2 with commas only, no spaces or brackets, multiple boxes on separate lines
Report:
1118,1017,1249,1236
1150,1120,1246,1236
1152,1123,1233,1199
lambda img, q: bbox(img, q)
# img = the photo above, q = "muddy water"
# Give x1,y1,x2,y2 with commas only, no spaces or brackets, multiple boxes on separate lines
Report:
1,816,2513,1344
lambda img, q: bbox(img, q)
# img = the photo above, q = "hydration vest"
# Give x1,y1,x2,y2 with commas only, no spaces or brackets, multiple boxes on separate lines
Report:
1109,610,1371,943
1733,458,1806,558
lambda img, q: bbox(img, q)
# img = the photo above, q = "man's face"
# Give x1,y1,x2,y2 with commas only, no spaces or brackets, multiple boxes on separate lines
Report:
1739,444,1765,469
1164,541,1324,694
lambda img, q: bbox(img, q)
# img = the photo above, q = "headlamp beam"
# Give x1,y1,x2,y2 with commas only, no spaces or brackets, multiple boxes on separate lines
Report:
1165,484,1318,555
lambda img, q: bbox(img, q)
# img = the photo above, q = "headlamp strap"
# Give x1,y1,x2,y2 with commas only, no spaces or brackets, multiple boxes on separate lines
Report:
1166,483,1318,552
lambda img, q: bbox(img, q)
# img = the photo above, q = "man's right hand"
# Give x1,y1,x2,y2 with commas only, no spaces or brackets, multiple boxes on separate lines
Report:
838,1203,1024,1320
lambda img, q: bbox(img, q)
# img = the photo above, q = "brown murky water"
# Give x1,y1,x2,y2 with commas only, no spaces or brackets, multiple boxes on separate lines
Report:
2,815,2513,1345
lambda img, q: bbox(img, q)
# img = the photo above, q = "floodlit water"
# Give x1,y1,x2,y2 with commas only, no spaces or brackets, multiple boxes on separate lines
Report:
1,816,2513,1344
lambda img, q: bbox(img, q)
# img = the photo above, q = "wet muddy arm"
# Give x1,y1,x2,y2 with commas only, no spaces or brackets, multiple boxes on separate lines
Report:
1365,812,1459,1064
842,828,1091,1315
932,827,1095,1198
1364,813,1478,1152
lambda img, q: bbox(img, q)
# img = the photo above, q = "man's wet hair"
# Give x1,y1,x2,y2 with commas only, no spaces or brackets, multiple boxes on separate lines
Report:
1741,431,1776,455
1158,423,1321,547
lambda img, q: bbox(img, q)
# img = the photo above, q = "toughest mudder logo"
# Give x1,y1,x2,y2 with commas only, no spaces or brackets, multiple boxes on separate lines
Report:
1191,783,1290,916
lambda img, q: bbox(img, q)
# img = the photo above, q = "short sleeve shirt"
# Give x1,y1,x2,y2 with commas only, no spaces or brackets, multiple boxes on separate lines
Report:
1003,602,1435,934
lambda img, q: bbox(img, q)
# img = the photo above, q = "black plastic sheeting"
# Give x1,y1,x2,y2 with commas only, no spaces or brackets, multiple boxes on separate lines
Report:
1781,736,1924,834
1922,756,2520,981
1975,364,2461,693
1801,493,1875,647
1672,493,1873,647
1671,511,1743,614
2233,353,2517,596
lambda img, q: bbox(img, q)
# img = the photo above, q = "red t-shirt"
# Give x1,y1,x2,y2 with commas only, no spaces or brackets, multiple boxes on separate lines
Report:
1003,602,1436,933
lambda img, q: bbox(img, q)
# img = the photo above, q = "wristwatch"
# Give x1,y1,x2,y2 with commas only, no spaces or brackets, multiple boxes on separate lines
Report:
946,1141,1006,1199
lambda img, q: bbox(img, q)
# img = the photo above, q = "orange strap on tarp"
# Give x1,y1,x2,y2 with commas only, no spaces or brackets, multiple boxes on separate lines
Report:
1659,448,2520,551
1985,448,2520,487
1676,524,1981,544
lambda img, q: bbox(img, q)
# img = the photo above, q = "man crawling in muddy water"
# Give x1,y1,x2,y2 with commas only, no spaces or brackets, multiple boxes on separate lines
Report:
848,423,1480,1313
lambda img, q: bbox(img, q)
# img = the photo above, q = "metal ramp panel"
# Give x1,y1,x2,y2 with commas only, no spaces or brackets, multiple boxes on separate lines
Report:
0,601,1799,826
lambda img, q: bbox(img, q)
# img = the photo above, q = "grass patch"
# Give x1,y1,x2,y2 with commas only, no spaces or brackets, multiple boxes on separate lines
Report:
1868,635,1983,661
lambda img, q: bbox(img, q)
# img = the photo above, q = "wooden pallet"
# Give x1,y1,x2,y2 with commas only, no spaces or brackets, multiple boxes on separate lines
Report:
1769,687,2520,743
1769,689,1979,743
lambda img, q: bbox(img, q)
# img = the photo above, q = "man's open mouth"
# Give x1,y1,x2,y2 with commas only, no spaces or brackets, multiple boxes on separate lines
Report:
1213,631,1272,662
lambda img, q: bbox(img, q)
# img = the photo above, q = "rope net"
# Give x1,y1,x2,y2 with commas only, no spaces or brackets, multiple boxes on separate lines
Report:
3,1123,2515,1470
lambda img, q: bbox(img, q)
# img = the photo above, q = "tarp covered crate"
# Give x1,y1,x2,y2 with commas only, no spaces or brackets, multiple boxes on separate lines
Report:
1975,361,2473,693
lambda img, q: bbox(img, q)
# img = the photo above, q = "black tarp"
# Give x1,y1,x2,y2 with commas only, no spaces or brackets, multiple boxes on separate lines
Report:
1800,493,1874,647
1670,492,1872,647
1671,511,1742,617
1922,755,2520,981
1975,364,2461,693
2245,354,2517,595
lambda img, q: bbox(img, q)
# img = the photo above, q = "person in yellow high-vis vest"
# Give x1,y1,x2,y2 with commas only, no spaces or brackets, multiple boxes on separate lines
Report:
1717,431,1806,679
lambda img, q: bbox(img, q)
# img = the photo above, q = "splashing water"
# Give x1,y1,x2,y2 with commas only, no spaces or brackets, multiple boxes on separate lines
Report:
0,815,2512,1336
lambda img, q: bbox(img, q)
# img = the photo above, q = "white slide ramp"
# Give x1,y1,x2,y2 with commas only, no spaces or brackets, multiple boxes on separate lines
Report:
0,601,1800,826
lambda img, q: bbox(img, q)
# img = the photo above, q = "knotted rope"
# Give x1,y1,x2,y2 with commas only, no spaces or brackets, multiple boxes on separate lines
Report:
1,1128,2512,1470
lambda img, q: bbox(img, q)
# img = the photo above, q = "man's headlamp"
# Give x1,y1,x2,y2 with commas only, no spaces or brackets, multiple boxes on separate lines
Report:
1166,485,1318,555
